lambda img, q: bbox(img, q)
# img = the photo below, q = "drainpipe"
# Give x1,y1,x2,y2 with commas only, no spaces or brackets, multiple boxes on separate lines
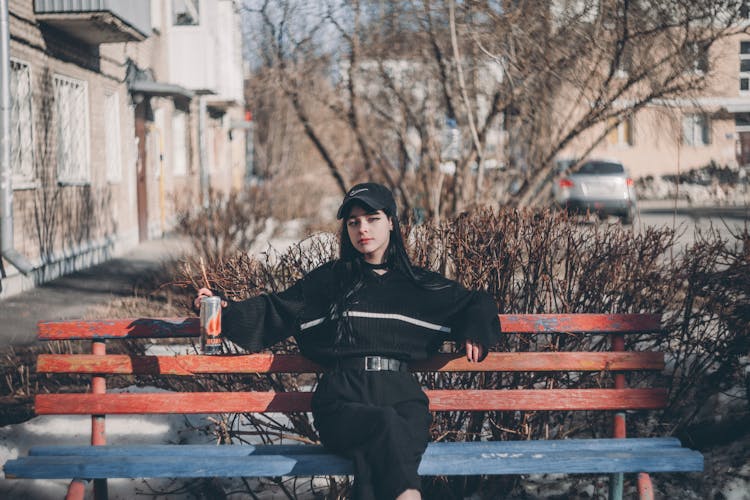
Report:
0,1,33,277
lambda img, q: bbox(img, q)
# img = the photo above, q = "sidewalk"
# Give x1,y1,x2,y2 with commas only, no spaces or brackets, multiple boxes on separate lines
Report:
638,199,749,220
0,235,191,347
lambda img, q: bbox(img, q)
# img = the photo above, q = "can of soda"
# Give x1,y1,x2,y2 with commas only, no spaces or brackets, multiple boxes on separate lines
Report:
200,296,223,355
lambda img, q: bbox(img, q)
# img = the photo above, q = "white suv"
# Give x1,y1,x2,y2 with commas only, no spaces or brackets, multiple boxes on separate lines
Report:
553,159,637,224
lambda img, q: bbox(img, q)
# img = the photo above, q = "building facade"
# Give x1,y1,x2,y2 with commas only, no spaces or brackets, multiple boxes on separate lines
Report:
560,32,750,179
1,0,247,298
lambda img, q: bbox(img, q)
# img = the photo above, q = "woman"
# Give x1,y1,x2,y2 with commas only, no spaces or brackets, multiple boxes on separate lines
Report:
194,182,500,500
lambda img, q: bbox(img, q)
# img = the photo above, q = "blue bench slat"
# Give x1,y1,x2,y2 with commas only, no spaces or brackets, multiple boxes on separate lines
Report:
4,447,703,479
26,437,685,458
420,448,704,476
427,438,686,453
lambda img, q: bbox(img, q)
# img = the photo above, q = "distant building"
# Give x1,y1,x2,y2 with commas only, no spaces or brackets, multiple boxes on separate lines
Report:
560,30,750,178
1,0,246,298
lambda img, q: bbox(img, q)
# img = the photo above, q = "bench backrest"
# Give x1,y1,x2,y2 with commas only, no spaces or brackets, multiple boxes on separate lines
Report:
35,314,665,416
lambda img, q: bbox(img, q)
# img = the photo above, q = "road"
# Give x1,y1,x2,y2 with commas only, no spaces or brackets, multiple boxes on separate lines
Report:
636,202,747,248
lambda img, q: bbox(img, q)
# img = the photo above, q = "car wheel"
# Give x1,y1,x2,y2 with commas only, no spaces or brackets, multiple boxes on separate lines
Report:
621,207,635,225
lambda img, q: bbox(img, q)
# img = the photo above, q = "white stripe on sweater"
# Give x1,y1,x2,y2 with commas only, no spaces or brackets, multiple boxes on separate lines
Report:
300,311,451,333
300,317,326,330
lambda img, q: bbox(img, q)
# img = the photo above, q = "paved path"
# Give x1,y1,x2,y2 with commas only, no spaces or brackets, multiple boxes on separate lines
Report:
0,236,191,346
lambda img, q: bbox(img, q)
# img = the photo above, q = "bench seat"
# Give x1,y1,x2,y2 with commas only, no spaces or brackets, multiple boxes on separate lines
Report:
5,438,703,479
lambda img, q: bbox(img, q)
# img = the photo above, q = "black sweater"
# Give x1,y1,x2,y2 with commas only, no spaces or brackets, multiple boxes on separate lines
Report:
222,261,500,365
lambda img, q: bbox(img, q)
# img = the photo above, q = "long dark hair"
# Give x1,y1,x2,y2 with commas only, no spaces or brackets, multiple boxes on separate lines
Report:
329,202,445,347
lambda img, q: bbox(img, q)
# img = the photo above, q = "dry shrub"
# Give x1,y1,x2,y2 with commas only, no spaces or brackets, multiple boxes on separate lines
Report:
176,185,272,264
171,210,748,497
406,210,748,449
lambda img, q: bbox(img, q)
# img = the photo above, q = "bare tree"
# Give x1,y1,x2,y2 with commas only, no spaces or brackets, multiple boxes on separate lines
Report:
494,0,750,206
242,0,749,215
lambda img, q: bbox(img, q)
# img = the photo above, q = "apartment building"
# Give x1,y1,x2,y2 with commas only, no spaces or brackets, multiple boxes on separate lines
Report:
1,0,246,298
561,31,750,179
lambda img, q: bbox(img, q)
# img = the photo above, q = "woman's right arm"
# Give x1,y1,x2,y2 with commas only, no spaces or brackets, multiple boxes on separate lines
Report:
194,281,306,352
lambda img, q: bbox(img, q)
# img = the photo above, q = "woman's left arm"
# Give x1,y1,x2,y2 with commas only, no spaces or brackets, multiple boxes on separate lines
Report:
450,289,500,363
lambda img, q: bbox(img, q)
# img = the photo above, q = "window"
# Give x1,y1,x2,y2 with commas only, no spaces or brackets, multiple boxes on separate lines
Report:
735,113,750,128
682,114,711,146
206,126,216,173
172,110,188,176
149,108,165,180
173,0,199,26
10,59,34,185
441,117,460,162
104,92,122,183
684,41,709,74
551,0,599,25
740,41,750,93
606,115,634,147
614,44,633,79
578,161,625,175
54,74,90,183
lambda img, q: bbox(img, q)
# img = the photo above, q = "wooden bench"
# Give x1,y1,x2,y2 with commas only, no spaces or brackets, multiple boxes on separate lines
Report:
3,313,703,500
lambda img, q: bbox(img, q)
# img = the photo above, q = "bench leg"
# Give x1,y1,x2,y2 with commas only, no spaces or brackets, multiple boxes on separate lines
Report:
609,472,624,500
65,479,87,500
94,478,108,500
638,472,655,500
91,341,109,500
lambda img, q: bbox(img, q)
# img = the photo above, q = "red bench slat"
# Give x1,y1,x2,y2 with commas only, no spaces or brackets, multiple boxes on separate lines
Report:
37,318,200,341
35,388,667,414
37,314,661,340
499,314,661,334
36,352,665,375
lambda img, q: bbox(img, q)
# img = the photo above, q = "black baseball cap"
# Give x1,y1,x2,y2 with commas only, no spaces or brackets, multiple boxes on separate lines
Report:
337,182,397,219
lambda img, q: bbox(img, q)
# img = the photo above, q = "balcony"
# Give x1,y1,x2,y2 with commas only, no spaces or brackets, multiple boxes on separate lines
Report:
167,0,243,102
34,0,151,44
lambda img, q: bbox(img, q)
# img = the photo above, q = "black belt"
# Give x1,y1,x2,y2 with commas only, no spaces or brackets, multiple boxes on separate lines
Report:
335,356,408,372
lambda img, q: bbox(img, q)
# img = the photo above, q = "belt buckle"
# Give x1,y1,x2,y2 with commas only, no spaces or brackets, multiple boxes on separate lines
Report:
365,356,381,371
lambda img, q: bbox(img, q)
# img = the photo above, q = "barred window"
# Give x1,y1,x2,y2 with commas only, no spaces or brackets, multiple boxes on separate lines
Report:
104,91,122,183
54,74,90,183
10,59,34,185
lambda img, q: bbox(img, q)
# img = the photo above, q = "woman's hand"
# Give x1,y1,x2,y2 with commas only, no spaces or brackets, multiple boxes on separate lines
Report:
193,288,228,312
465,339,485,363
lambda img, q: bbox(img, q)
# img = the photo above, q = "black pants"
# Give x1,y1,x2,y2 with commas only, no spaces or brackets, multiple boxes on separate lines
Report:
312,369,432,500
